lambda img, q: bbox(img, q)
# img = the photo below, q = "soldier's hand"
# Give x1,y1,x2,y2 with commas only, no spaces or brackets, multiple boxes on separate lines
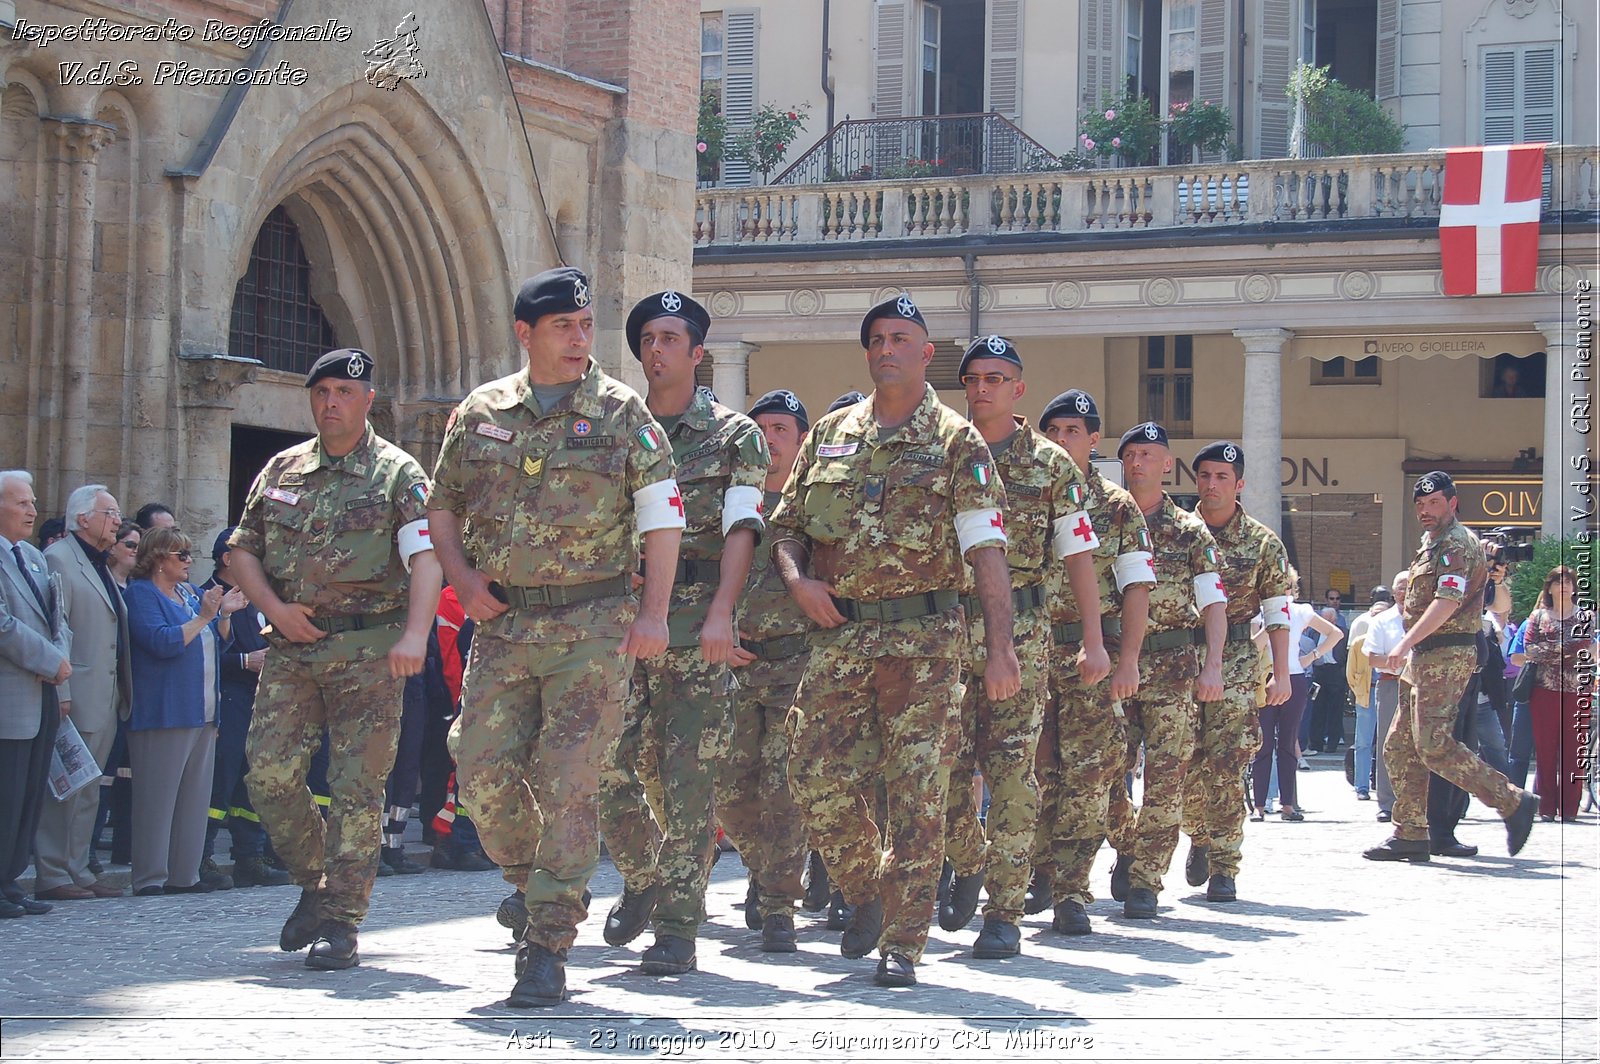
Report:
1077,642,1112,687
456,570,508,624
700,609,737,665
1109,657,1140,701
271,603,326,644
790,577,847,629
622,614,669,660
984,645,1023,702
1265,672,1291,706
1195,662,1224,703
387,630,428,679
728,635,758,668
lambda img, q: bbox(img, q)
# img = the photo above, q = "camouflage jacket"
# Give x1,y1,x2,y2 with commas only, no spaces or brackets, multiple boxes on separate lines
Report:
429,358,676,644
743,489,813,646
1142,493,1222,634
1048,464,1154,626
1403,515,1486,636
231,424,429,654
1198,503,1291,631
770,383,1006,658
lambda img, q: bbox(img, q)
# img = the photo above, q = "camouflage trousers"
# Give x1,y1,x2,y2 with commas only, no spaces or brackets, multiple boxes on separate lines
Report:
598,649,733,942
1388,646,1524,841
1180,640,1264,879
714,653,809,919
788,641,963,963
1106,643,1199,895
455,635,629,953
943,611,1050,922
1035,637,1127,906
245,644,402,926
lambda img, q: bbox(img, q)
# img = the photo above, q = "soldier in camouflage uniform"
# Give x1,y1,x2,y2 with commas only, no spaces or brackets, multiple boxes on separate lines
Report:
771,293,1019,988
1104,422,1227,919
1363,471,1538,863
1179,441,1293,903
938,340,1109,959
229,349,443,971
428,268,685,1007
1033,390,1155,935
597,291,769,977
715,388,815,954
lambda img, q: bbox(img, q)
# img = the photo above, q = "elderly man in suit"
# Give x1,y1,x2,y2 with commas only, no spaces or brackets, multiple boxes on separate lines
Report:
36,484,131,901
0,470,73,918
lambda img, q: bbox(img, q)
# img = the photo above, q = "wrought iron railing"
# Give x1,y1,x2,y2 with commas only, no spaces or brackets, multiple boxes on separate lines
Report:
771,112,1064,186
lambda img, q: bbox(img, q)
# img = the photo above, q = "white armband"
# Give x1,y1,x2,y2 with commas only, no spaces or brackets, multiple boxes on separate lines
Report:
1261,595,1292,629
1194,571,1228,610
1437,574,1466,599
955,508,1007,554
721,485,765,537
1051,509,1099,559
396,518,432,573
635,478,686,534
1113,551,1156,592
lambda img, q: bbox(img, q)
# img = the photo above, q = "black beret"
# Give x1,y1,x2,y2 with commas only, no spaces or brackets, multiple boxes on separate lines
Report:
1040,389,1100,428
213,526,239,560
1413,470,1456,499
859,293,927,349
748,389,808,430
1194,440,1244,473
1117,421,1169,457
626,290,711,360
305,348,373,388
958,335,1022,379
827,390,867,414
514,266,592,327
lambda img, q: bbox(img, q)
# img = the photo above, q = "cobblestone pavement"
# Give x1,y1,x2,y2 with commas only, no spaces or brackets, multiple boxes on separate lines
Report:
1,760,1595,1062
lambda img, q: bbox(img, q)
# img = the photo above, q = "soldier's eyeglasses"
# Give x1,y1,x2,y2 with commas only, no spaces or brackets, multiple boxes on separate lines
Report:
960,373,1018,387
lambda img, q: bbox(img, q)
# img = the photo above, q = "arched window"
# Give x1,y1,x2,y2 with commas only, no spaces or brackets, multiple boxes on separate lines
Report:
228,206,339,374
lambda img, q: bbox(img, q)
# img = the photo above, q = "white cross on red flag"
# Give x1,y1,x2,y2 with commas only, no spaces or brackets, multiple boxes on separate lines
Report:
1439,144,1544,296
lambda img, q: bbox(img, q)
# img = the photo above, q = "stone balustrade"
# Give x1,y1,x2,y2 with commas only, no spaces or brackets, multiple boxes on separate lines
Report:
693,145,1598,248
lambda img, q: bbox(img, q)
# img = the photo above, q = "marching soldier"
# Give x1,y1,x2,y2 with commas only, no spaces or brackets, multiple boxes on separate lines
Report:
770,293,1018,987
1104,422,1226,919
1363,472,1537,863
597,292,769,977
230,349,442,970
716,388,816,954
428,267,685,1007
1179,441,1293,903
939,340,1109,958
1033,390,1155,935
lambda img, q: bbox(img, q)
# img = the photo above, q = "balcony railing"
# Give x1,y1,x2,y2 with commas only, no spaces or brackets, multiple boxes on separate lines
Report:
770,112,1063,186
694,146,1597,247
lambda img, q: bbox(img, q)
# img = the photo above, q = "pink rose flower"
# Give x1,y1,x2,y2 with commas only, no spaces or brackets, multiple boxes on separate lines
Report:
1112,136,1122,147
1105,109,1117,120
697,141,708,153
1084,137,1096,150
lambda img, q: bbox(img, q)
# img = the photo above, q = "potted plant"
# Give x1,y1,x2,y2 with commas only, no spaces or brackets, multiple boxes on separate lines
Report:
697,90,726,184
1167,99,1232,163
729,102,810,183
1076,92,1161,167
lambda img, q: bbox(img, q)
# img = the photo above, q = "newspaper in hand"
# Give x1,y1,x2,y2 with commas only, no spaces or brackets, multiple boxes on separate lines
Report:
48,715,101,801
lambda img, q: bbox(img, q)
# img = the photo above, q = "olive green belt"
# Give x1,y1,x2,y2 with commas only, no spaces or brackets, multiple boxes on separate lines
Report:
832,589,960,624
1143,628,1200,653
1051,616,1123,645
494,573,631,609
740,633,811,660
1226,622,1254,644
960,583,1047,619
312,608,406,634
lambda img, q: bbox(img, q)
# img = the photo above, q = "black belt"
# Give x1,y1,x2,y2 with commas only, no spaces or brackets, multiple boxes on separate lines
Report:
312,608,406,634
1143,628,1199,653
960,583,1047,619
1051,616,1123,645
1226,622,1254,644
832,589,960,624
494,573,632,609
740,633,811,661
1414,631,1479,653
641,558,720,586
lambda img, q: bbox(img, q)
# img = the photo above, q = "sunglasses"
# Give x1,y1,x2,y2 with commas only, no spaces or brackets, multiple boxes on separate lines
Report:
170,550,192,562
119,540,138,549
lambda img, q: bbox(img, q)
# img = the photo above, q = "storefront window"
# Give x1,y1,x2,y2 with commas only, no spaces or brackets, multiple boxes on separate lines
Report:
1312,356,1381,384
1482,351,1546,398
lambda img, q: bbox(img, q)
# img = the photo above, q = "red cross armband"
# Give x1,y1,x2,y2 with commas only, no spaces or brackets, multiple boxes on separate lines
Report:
1261,595,1292,630
397,518,432,573
1113,550,1156,592
721,485,765,537
955,508,1007,554
635,478,687,535
1051,509,1100,559
1194,572,1229,610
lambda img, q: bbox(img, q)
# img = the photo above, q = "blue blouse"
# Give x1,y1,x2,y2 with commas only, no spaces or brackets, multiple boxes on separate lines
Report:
124,579,225,731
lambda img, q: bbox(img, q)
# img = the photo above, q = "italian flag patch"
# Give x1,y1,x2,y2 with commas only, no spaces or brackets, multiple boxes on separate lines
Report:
637,425,664,452
973,464,992,487
1067,482,1085,507
1440,551,1455,567
1137,527,1152,550
1204,546,1220,568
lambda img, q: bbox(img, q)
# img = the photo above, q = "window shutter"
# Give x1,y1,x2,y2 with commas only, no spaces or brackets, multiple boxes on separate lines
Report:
722,9,759,186
1080,0,1118,114
874,1,914,119
1375,0,1400,100
1521,45,1557,142
1255,0,1295,158
986,0,1023,122
1481,48,1518,145
1194,0,1232,158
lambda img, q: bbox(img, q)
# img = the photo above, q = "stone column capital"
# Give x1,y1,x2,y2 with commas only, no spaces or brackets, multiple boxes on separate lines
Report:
703,340,761,364
1232,327,1295,355
47,117,118,159
178,353,261,410
1,20,33,88
1534,319,1578,348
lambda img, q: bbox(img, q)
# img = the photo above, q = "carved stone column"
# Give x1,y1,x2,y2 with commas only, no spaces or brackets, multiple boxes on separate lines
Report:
1536,318,1591,538
393,398,460,472
178,354,260,559
1234,328,1293,537
705,340,758,410
1,18,32,88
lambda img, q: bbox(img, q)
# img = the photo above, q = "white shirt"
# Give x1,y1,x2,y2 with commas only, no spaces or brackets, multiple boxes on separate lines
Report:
1364,606,1408,675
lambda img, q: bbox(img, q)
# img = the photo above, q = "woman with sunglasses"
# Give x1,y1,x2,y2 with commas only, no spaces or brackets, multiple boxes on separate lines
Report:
123,526,245,895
